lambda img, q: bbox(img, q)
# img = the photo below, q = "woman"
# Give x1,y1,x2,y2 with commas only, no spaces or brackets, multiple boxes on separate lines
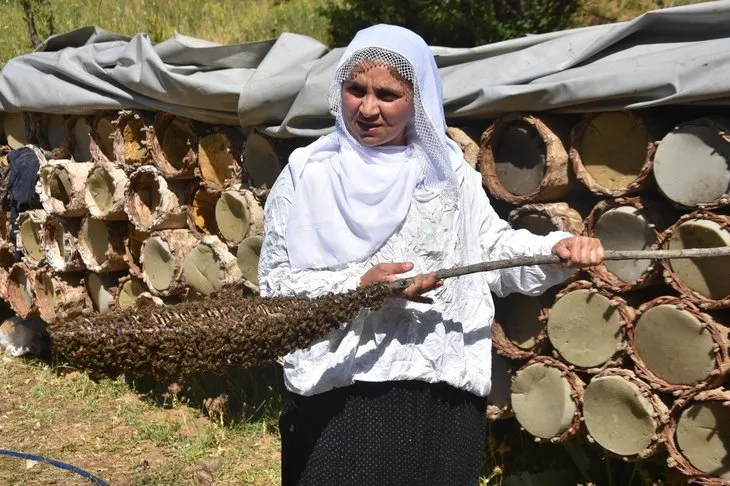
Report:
259,24,604,486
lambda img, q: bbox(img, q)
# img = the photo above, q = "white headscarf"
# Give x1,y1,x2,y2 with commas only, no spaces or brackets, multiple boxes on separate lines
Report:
285,24,464,270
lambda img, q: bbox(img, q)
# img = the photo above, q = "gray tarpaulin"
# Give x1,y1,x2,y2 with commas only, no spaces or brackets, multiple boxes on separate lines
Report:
1,1,729,138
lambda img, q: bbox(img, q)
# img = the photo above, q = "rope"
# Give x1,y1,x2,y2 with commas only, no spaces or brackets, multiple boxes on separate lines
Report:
0,449,109,485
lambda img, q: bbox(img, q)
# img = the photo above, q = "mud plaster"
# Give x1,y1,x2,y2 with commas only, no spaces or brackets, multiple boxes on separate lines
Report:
183,245,221,295
142,237,175,291
593,206,653,283
87,273,115,313
583,376,655,456
669,219,730,299
547,289,623,368
511,363,575,439
192,190,219,235
676,402,730,479
635,305,715,385
20,219,44,261
654,121,730,207
511,213,557,236
216,191,250,244
4,113,28,149
95,118,115,160
488,352,514,410
245,133,280,188
579,112,647,190
87,166,114,213
493,121,546,196
84,218,110,266
237,237,262,285
118,278,145,310
160,119,192,170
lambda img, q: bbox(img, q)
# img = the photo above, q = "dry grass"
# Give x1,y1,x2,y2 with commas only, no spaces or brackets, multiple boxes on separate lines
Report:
0,355,281,485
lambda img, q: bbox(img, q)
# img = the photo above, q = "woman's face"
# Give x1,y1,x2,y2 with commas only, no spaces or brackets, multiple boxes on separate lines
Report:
341,64,414,147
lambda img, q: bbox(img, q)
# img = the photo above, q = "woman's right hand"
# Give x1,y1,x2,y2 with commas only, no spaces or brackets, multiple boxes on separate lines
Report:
360,262,443,304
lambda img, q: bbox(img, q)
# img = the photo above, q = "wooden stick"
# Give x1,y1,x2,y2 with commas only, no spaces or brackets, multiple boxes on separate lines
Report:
390,247,730,289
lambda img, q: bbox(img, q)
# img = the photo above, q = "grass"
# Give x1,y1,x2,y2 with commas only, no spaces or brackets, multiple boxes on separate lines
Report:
0,0,715,67
0,355,282,485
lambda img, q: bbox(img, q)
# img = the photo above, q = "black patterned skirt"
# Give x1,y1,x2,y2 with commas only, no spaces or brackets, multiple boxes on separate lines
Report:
279,380,487,486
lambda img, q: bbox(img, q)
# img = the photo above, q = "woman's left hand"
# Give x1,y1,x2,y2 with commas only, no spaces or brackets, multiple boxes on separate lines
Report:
551,236,605,268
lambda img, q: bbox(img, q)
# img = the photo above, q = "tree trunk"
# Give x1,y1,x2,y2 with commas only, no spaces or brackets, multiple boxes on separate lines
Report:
123,229,148,278
183,235,242,296
77,216,129,273
215,188,264,246
17,209,47,267
196,128,243,189
42,215,85,272
34,270,90,323
84,162,129,220
112,110,151,168
6,262,38,319
37,160,93,217
125,166,191,232
148,112,197,179
140,229,199,296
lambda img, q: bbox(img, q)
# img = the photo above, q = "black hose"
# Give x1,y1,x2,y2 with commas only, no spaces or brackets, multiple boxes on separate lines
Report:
0,448,108,485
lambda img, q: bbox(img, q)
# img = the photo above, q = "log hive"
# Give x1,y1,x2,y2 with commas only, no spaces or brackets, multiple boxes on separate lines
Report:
112,110,151,167
69,116,94,162
140,229,198,296
148,113,197,179
37,160,93,217
570,111,656,197
182,235,242,296
84,162,129,220
6,263,38,319
582,368,669,461
654,117,730,209
492,291,553,361
584,197,665,292
628,297,730,394
479,115,571,204
510,356,584,443
2,102,729,485
236,236,263,289
42,216,85,273
666,388,730,484
77,217,128,273
662,211,730,309
3,112,31,149
215,188,264,247
34,270,89,323
89,112,117,163
197,128,243,189
487,350,517,421
17,210,47,267
546,280,633,373
446,127,479,170
125,166,191,232
508,202,584,236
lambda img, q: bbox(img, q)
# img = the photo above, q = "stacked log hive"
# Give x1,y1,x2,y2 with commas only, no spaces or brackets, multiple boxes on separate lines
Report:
1,103,729,483
0,110,271,323
476,108,730,483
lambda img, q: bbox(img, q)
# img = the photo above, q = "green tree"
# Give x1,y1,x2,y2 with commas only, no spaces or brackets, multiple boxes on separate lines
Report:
322,0,582,47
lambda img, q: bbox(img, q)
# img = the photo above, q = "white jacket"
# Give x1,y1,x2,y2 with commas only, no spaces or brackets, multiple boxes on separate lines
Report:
258,163,573,397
